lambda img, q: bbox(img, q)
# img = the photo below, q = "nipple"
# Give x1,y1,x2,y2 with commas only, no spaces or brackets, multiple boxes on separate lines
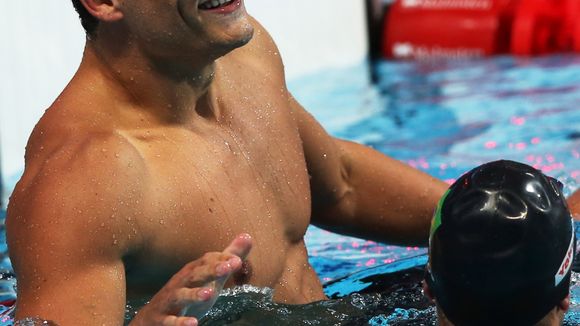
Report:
233,260,253,285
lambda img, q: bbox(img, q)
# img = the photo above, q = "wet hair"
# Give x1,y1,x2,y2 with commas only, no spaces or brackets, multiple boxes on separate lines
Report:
71,0,99,35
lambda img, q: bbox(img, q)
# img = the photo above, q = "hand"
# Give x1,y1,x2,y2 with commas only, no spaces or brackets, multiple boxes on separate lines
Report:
568,189,580,220
129,234,252,326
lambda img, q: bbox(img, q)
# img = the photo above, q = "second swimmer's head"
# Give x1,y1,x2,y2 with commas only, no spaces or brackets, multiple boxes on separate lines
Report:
424,160,574,326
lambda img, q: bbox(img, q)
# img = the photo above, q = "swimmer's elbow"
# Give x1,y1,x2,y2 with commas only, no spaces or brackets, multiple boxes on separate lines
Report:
312,150,357,225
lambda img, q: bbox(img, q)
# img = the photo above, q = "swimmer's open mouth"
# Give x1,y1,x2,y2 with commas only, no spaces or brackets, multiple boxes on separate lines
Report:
198,0,236,10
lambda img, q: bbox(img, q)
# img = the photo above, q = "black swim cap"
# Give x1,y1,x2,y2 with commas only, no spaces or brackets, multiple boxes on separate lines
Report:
427,160,574,326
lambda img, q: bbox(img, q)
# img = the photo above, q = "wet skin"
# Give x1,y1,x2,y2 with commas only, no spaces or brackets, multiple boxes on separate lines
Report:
10,1,574,325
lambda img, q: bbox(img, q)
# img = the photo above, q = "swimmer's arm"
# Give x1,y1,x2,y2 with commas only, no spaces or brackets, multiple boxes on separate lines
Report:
6,139,143,325
248,17,447,245
7,184,129,325
292,97,447,246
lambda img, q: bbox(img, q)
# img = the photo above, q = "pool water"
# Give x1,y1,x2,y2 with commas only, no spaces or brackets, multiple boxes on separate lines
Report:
297,55,580,279
1,55,580,325
294,55,580,325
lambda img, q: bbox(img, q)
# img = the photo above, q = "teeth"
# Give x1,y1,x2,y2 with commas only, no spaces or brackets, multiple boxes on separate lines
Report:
199,0,234,10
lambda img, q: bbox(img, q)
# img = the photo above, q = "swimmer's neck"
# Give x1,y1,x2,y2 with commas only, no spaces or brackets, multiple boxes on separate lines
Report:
77,39,221,124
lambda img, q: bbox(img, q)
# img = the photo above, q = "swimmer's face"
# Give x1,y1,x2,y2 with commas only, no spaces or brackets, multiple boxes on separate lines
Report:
117,0,254,60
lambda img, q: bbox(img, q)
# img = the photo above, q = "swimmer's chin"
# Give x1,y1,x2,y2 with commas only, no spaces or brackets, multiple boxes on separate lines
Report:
239,26,255,47
225,23,255,50
211,24,254,59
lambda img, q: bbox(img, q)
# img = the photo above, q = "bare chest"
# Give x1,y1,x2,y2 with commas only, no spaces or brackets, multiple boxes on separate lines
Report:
124,106,312,291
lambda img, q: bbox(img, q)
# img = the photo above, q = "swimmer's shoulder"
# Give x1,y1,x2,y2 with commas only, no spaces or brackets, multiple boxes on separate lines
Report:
5,129,145,319
8,124,148,255
20,110,148,195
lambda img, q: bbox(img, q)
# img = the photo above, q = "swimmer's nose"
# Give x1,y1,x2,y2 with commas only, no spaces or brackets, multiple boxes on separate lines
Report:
223,233,252,260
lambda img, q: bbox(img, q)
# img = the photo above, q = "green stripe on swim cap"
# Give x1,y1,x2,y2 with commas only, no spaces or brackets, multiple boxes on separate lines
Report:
430,189,450,241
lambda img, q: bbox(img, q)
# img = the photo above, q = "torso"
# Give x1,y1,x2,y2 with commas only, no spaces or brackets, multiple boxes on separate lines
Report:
123,61,323,302
25,33,326,304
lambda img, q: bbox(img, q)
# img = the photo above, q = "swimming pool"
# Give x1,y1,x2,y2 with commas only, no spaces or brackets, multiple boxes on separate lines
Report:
1,54,579,325
295,55,580,325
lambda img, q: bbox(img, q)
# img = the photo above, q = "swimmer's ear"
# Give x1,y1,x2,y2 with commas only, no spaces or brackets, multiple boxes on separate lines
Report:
558,294,570,313
78,0,123,23
422,280,435,303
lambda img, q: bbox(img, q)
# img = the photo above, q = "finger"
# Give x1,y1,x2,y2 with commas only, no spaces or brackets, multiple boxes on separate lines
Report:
222,233,252,259
176,287,220,320
183,256,239,287
163,315,198,326
174,287,216,307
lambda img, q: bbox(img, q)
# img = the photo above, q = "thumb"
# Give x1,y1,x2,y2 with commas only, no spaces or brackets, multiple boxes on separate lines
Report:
222,233,252,259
